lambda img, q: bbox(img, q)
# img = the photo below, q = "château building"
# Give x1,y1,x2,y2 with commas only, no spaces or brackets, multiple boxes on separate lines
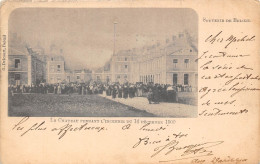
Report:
110,32,198,88
8,32,197,89
8,34,46,86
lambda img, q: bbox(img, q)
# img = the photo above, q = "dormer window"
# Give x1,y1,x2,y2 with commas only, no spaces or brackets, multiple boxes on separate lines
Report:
184,59,190,68
173,59,178,68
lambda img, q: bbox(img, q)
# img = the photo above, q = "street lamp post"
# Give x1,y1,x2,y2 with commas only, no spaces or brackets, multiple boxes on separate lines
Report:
113,21,118,55
111,21,118,82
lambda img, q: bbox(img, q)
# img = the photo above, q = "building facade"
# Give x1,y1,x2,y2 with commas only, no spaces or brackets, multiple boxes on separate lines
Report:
46,56,66,83
74,69,92,83
110,32,198,88
8,32,197,87
110,50,137,84
8,45,46,86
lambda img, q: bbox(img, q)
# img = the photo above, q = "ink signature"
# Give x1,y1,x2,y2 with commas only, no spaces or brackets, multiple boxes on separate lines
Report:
133,137,224,163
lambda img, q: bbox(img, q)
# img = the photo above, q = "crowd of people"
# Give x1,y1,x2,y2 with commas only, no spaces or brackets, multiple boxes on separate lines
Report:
103,83,180,104
8,81,194,104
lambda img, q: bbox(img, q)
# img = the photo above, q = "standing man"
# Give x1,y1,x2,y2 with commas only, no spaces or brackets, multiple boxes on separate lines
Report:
147,88,153,104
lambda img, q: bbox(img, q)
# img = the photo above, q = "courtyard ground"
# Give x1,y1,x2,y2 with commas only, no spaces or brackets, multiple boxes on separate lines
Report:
99,93,197,117
9,94,155,117
9,93,197,117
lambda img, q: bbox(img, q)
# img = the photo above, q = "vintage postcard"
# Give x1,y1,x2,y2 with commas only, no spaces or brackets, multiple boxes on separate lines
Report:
0,0,259,163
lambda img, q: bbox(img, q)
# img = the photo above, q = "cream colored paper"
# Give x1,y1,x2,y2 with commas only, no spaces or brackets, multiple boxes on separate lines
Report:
0,0,259,164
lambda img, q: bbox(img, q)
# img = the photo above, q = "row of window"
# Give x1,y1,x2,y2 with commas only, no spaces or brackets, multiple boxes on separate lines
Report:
140,75,156,83
117,75,127,79
139,58,190,73
140,58,163,72
75,75,110,81
14,58,190,71
14,59,42,70
173,59,189,63
140,74,189,85
14,59,62,72
116,64,128,72
116,57,129,61
173,59,190,68
173,74,189,85
49,77,62,82
50,65,61,72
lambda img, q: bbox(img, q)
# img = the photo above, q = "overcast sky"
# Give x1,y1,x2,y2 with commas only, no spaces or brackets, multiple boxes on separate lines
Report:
9,8,198,69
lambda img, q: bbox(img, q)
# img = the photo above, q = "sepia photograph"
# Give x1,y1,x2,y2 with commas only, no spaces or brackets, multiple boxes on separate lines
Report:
8,8,198,117
1,1,259,164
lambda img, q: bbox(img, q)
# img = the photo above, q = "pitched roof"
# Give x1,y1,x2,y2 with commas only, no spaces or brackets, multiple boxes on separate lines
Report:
9,46,28,55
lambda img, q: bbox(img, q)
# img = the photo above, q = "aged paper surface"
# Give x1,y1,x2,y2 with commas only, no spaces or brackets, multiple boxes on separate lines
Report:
0,0,259,163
